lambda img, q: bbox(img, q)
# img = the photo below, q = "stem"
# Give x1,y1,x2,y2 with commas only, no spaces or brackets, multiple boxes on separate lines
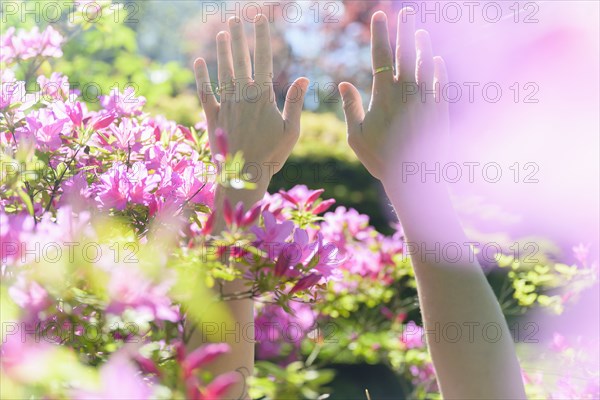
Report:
44,146,82,213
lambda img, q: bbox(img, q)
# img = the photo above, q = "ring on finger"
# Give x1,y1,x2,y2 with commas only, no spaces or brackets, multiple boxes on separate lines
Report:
217,80,236,95
253,72,274,80
373,66,394,76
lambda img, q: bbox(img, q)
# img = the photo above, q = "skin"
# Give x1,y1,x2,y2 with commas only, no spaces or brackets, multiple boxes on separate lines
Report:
192,9,527,400
190,14,308,399
339,10,527,400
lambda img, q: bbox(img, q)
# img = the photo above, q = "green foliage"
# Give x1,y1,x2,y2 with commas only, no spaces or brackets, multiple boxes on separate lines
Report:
250,361,335,400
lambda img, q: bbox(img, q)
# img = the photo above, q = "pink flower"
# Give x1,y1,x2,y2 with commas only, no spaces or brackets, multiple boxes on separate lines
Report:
105,264,179,323
90,111,116,131
290,273,322,294
0,26,63,63
1,334,61,384
255,302,316,361
0,212,33,265
14,108,66,152
212,128,229,162
0,79,37,111
308,233,341,279
58,172,91,209
8,276,52,319
94,163,131,210
573,243,590,266
0,27,17,63
100,86,146,117
37,72,70,101
278,185,335,214
182,343,230,378
175,165,214,206
550,332,569,352
199,372,239,400
252,211,294,245
401,321,424,349
72,352,153,400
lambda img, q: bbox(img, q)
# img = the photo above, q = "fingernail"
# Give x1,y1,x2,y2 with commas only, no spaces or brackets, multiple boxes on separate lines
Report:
373,11,386,22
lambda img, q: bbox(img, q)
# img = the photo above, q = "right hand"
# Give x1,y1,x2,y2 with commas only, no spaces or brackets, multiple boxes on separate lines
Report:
338,9,449,183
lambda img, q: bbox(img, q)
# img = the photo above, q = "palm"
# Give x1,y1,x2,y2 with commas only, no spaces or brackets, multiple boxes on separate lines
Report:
339,9,449,181
194,15,308,175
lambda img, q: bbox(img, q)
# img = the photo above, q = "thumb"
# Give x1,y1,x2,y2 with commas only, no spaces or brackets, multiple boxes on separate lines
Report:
282,77,309,132
338,82,365,132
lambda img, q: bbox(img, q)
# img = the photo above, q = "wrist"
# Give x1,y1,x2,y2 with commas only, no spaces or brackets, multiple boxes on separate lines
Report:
382,176,451,217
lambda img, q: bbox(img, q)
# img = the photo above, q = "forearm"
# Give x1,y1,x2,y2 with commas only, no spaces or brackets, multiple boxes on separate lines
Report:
187,176,270,400
383,179,526,399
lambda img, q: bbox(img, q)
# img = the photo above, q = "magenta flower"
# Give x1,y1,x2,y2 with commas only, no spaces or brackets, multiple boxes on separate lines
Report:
8,276,52,319
212,128,229,163
0,212,33,265
308,233,341,279
198,372,239,400
72,352,153,400
128,162,160,206
252,211,294,245
255,302,316,361
573,243,590,266
108,118,149,151
37,72,70,101
58,173,91,209
19,108,66,152
100,87,146,117
0,26,63,63
90,111,116,131
175,165,214,205
181,343,231,378
94,163,132,210
105,264,179,323
278,185,335,215
401,321,424,349
290,273,322,294
0,79,38,115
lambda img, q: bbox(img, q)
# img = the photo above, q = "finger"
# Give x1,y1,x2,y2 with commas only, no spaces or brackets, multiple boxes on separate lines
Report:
253,14,273,88
433,56,449,121
338,82,365,135
228,16,252,82
193,58,219,121
415,29,434,87
282,77,309,133
216,31,235,101
396,7,416,83
371,11,394,90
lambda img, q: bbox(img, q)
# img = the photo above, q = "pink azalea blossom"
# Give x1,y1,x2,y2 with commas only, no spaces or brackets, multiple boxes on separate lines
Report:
175,165,214,206
94,163,131,210
8,276,52,318
1,26,63,63
128,162,161,206
252,211,294,246
105,264,179,323
37,72,70,101
255,302,316,362
401,321,425,349
100,86,146,117
72,352,153,400
1,79,37,112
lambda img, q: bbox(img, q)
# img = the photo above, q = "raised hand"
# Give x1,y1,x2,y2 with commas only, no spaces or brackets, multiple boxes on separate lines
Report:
193,14,309,181
339,9,449,183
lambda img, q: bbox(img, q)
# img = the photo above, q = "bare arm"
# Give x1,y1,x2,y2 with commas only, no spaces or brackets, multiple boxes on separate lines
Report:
189,14,308,399
339,9,526,399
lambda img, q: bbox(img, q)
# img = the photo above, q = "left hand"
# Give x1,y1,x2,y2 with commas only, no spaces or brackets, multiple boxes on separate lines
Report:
193,14,309,181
